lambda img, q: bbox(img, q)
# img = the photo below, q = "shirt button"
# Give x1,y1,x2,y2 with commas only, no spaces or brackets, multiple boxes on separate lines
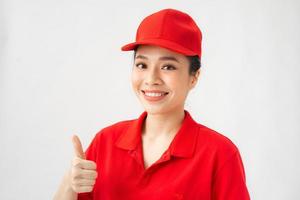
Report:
163,153,170,159
129,150,137,157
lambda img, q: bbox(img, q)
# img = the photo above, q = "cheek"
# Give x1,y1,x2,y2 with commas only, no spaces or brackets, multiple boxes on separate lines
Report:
131,71,142,90
165,74,189,95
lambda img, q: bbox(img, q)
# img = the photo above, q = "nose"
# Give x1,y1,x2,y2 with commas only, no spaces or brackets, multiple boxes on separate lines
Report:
145,67,162,85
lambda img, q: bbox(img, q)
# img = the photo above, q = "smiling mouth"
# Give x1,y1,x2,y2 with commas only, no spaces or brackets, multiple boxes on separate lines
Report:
141,90,169,97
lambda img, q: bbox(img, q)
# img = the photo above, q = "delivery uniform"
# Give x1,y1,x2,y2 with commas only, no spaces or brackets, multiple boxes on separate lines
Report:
77,110,250,200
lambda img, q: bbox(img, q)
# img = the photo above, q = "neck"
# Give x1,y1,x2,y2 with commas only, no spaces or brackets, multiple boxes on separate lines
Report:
142,108,185,138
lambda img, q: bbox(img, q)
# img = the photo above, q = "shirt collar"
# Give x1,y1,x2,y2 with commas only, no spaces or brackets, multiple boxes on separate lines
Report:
115,109,199,158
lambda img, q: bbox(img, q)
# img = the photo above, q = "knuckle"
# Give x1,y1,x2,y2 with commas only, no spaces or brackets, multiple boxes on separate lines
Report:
91,161,97,168
72,169,82,179
85,160,97,170
86,179,96,186
94,171,98,178
89,171,97,179
72,158,82,168
86,186,93,192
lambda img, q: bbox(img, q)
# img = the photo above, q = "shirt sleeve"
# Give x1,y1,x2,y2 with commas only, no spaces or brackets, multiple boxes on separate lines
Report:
212,150,251,200
77,131,103,200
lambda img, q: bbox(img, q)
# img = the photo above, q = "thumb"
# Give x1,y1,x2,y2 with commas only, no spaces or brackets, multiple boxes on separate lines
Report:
72,134,86,159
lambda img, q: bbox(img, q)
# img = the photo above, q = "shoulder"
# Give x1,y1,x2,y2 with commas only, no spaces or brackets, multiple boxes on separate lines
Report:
195,122,240,159
91,119,135,143
84,119,135,159
191,122,245,177
186,110,239,156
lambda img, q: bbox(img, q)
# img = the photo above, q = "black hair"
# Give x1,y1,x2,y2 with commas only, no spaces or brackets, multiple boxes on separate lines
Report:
186,55,201,76
133,47,201,76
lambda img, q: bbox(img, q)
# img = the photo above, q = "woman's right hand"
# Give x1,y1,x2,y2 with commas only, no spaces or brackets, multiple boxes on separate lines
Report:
70,135,98,193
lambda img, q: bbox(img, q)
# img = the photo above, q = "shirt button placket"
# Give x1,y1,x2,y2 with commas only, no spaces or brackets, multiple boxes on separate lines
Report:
129,150,144,170
139,171,151,187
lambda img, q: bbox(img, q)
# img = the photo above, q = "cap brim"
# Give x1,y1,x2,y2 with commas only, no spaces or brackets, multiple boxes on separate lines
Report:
121,38,198,56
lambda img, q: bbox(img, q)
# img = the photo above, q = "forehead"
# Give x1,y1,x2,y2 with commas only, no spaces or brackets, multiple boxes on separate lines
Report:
135,45,187,61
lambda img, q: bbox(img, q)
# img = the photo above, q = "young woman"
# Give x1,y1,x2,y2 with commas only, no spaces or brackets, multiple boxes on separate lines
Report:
54,8,250,200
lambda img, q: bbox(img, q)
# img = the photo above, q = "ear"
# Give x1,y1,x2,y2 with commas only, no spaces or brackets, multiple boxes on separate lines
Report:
189,69,201,89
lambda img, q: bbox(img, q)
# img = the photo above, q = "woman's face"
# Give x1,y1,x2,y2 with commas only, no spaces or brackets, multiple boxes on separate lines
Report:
131,45,199,115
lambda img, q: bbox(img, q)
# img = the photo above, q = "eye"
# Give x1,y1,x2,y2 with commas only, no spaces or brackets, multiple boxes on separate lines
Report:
162,64,176,70
135,62,147,69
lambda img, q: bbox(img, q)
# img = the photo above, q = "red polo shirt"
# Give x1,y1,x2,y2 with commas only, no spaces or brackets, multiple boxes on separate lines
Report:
78,110,250,200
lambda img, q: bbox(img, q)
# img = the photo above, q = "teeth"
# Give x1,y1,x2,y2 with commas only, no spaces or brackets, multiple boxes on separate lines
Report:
144,92,165,97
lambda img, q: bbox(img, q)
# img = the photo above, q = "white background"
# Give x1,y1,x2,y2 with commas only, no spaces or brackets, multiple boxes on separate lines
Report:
1,0,299,199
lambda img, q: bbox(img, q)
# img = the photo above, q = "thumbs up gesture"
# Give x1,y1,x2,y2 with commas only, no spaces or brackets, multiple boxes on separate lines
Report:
70,135,98,193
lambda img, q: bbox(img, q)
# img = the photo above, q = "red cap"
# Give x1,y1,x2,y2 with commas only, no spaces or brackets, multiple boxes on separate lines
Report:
121,8,202,58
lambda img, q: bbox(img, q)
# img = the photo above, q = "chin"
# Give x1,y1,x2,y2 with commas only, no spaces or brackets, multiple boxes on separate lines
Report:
143,105,172,115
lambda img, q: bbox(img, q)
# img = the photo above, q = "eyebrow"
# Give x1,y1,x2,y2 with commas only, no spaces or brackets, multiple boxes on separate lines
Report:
135,55,180,63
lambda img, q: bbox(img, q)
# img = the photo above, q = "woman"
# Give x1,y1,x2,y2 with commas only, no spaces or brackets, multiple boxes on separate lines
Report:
54,8,250,200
